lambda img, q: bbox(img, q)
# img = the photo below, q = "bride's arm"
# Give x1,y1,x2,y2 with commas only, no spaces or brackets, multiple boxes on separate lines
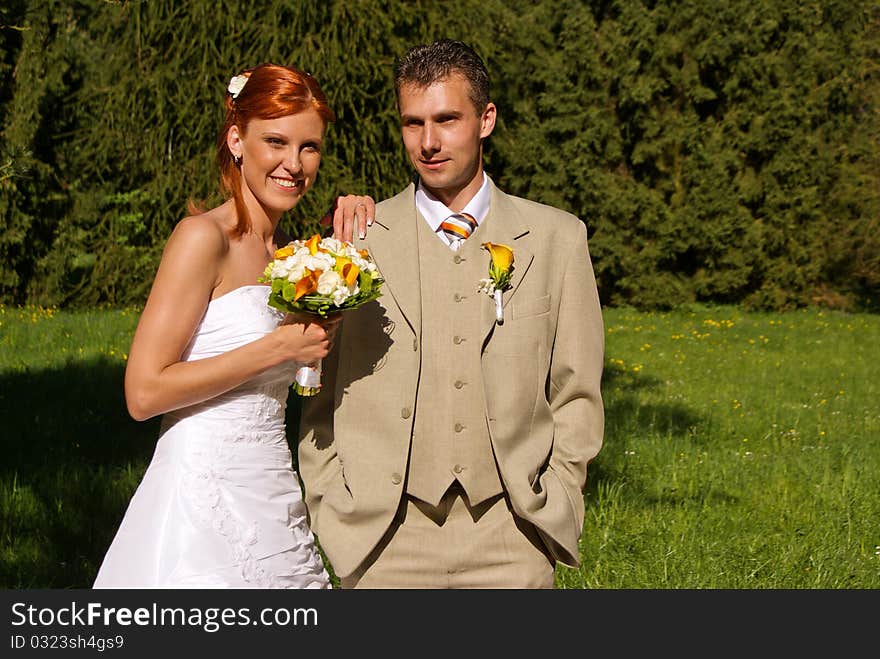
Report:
124,217,335,421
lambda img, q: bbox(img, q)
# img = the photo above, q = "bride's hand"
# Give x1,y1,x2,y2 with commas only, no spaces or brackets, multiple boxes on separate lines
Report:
278,314,342,365
320,194,375,242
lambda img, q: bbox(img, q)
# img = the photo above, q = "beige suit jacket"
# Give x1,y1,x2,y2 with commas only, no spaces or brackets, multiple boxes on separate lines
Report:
298,179,604,578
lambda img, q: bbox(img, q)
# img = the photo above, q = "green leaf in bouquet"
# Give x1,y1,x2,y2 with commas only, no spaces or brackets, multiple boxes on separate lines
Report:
292,295,334,317
264,274,385,319
266,291,294,314
282,280,298,302
358,271,373,295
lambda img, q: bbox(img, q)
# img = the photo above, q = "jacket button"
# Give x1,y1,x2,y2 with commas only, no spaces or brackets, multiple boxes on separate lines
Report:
453,464,464,474
453,255,462,264
454,293,463,302
454,423,464,432
401,407,411,419
391,473,402,485
454,380,464,389
453,335,463,345
412,338,418,351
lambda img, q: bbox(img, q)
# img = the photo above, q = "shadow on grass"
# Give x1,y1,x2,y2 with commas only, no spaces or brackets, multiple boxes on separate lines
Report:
583,361,704,500
0,356,159,588
1,355,707,588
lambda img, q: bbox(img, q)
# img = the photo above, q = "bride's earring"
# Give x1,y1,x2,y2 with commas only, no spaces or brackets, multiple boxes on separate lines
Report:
233,154,242,166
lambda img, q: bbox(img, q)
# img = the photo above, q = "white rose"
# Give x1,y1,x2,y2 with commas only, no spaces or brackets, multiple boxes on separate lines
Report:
319,253,338,271
354,256,377,274
286,267,308,283
332,286,352,306
317,270,343,296
320,237,343,254
271,261,290,279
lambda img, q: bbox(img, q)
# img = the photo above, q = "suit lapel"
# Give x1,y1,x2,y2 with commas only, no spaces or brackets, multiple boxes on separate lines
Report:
364,184,422,337
480,181,534,343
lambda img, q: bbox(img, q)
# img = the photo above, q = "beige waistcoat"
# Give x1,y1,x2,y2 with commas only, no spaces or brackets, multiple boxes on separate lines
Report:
406,216,504,506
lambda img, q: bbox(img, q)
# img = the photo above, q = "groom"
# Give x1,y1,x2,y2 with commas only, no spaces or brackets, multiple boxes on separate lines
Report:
298,39,604,588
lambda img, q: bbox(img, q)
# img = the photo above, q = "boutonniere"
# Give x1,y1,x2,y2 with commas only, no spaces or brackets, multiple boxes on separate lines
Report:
477,242,514,324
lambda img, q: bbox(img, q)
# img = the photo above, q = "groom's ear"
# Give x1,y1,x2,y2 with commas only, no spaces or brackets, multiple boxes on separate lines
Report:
479,102,497,139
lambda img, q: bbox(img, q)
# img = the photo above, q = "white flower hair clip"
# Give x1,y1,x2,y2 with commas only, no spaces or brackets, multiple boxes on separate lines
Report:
227,74,249,99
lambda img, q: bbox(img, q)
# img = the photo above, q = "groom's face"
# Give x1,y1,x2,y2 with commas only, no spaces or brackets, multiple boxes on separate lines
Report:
398,73,496,209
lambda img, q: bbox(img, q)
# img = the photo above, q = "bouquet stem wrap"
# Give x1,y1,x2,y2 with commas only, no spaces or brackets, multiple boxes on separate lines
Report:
294,361,323,397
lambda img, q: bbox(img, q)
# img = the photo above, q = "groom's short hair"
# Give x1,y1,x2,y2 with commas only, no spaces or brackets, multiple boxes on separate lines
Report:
394,39,490,113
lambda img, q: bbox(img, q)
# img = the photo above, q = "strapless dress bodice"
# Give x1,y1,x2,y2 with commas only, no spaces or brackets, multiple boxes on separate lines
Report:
162,285,297,446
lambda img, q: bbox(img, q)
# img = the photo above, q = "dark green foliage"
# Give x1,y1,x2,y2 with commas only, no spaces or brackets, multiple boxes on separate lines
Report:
1,0,878,309
1,1,87,304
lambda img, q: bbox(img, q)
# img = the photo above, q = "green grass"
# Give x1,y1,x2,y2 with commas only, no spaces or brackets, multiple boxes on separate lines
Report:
560,306,880,588
0,305,157,588
1,304,878,588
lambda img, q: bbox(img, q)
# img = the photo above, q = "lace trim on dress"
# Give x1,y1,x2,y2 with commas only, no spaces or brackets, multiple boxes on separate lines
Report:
180,383,328,588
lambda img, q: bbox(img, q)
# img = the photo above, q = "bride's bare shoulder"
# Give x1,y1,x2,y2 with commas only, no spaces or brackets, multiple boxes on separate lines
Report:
166,203,235,257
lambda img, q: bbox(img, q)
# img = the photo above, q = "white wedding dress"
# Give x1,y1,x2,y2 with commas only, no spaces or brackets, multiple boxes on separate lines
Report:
94,285,330,588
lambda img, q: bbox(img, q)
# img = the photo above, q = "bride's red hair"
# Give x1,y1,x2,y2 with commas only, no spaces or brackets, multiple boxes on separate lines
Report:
215,63,335,237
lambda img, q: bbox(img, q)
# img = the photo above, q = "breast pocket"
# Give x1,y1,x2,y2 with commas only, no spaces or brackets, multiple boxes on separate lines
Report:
492,294,551,357
510,294,551,320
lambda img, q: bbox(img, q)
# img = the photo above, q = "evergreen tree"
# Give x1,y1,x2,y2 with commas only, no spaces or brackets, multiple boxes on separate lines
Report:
1,0,877,309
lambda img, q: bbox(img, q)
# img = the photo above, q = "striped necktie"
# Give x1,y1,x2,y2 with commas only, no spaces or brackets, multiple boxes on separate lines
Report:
439,212,477,251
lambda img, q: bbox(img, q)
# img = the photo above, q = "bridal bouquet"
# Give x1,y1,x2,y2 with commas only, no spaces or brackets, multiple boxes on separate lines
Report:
259,234,384,395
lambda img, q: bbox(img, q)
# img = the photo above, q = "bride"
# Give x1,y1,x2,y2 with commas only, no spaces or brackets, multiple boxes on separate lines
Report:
94,63,371,588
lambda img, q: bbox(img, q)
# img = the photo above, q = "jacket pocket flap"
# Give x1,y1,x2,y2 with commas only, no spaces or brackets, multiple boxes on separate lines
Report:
511,294,551,320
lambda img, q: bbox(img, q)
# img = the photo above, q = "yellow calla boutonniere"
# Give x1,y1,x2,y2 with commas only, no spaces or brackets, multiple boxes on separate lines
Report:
478,242,515,323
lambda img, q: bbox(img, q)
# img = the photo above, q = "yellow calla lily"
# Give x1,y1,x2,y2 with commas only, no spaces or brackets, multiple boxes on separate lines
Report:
294,268,322,301
333,256,361,286
273,244,294,259
304,234,321,256
341,262,360,287
482,242,514,272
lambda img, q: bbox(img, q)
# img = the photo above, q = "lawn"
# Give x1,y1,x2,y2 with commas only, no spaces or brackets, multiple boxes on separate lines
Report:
1,303,877,588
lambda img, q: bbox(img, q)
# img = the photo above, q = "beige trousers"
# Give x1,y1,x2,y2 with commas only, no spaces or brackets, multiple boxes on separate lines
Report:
341,484,555,589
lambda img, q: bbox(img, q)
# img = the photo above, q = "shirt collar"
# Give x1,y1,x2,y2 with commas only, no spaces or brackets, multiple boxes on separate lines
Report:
415,173,490,231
